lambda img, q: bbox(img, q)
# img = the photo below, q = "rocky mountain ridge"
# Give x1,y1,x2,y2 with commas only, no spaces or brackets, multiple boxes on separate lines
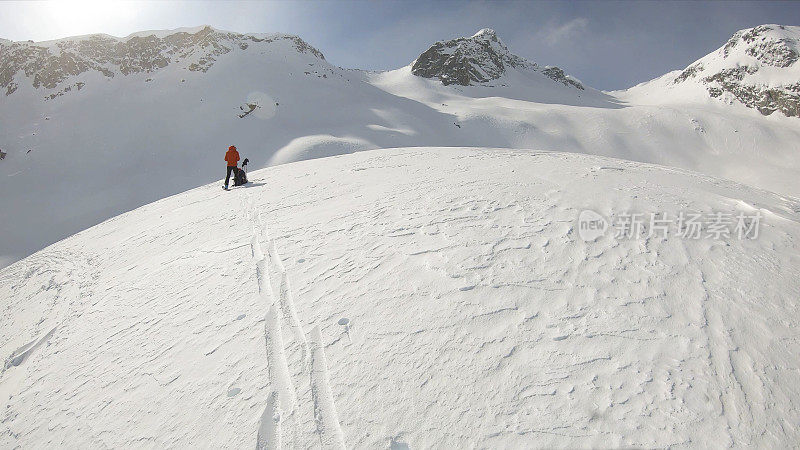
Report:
672,24,800,117
2,23,800,270
0,26,325,99
410,28,583,89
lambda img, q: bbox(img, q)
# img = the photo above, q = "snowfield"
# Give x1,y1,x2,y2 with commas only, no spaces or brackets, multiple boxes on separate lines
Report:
2,147,799,448
2,26,800,268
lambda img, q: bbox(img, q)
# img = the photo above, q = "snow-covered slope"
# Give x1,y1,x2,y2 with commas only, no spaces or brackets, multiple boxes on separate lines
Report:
370,65,800,198
2,25,800,268
2,148,799,448
621,25,800,117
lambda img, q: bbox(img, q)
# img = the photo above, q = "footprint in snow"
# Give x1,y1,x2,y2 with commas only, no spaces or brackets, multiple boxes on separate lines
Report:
390,437,410,449
338,318,352,343
227,387,241,397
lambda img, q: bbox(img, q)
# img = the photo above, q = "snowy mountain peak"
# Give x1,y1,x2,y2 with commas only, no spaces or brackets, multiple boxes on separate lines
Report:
471,28,498,39
722,24,799,67
410,28,583,89
0,26,325,98
121,24,219,40
671,24,800,117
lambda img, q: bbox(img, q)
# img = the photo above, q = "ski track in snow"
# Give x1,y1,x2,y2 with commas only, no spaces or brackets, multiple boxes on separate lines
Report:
278,272,312,366
243,193,345,448
309,325,346,449
253,199,311,365
244,195,297,448
256,391,281,450
2,148,800,448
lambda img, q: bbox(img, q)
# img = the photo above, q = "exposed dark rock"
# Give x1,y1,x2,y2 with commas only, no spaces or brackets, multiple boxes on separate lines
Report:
541,67,584,90
411,29,520,85
675,63,704,84
674,24,800,118
1,26,325,97
411,28,582,89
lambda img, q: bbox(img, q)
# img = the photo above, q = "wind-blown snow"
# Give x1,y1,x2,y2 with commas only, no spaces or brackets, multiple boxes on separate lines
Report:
2,26,800,269
269,134,377,166
2,148,799,448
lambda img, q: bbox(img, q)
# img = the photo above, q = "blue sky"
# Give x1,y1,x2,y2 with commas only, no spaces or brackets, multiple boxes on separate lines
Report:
2,1,799,90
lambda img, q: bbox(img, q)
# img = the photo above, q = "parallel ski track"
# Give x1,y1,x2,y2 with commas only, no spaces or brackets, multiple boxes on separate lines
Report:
241,194,345,448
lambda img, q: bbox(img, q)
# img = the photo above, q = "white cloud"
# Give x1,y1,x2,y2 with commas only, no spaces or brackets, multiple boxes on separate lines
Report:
540,17,589,46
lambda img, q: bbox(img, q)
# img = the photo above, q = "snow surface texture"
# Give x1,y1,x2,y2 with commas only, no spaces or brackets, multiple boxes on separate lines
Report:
622,24,800,117
2,148,799,448
2,25,800,268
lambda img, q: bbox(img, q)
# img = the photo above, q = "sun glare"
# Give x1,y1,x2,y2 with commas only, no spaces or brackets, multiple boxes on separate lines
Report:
43,0,138,38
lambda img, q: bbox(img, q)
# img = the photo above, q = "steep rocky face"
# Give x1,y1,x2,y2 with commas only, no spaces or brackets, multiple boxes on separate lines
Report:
0,26,325,99
540,66,583,90
411,28,583,89
673,25,800,117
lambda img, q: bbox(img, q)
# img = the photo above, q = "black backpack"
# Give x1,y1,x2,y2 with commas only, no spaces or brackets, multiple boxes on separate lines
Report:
234,167,248,186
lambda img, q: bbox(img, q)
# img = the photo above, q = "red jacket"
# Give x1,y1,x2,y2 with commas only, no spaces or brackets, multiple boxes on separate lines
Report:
225,149,240,167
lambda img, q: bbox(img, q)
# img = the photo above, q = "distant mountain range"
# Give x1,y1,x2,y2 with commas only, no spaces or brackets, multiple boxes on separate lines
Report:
1,24,799,267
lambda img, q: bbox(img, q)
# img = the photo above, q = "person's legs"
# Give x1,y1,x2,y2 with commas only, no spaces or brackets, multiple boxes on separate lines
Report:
225,166,235,187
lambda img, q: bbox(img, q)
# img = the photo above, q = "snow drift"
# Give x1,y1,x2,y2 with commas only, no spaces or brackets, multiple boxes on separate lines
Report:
2,25,800,268
1,148,799,447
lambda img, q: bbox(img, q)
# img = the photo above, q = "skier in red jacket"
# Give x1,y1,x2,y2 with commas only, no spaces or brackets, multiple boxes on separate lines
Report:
224,145,240,190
